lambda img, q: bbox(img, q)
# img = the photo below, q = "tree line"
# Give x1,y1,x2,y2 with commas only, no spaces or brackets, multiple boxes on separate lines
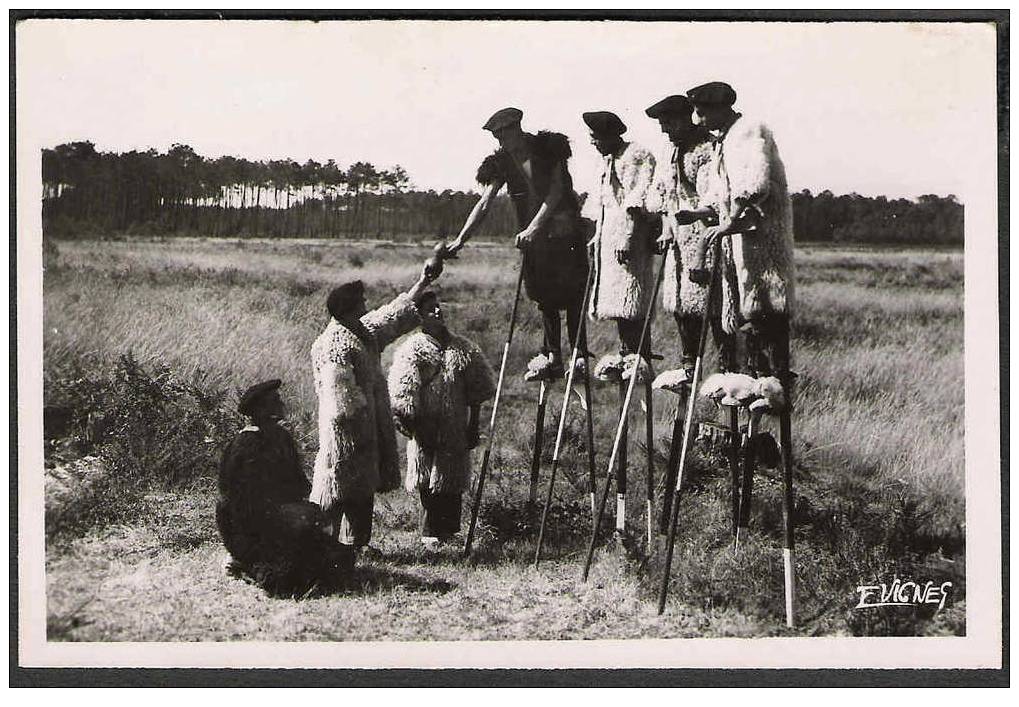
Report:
42,141,962,246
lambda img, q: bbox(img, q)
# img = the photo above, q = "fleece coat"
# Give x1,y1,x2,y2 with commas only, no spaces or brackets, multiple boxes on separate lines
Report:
476,131,588,310
581,141,657,322
388,331,496,495
309,293,420,511
706,117,795,323
646,138,739,331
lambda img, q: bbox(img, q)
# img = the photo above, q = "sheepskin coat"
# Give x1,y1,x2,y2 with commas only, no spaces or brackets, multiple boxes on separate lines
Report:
706,116,795,322
309,293,420,510
388,331,496,495
476,131,588,309
646,139,738,331
582,141,657,322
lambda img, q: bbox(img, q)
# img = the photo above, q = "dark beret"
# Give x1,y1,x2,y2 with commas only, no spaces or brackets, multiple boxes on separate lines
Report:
327,280,365,319
645,95,693,119
686,82,737,107
483,107,523,132
238,379,281,416
582,111,627,136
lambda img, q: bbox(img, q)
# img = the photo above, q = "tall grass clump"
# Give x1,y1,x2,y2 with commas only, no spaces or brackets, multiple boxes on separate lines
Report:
44,353,241,538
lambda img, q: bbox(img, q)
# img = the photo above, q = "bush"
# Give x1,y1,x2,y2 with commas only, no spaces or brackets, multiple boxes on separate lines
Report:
44,353,241,537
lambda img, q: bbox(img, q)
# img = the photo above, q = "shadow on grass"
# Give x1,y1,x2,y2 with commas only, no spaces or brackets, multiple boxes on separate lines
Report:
341,563,456,596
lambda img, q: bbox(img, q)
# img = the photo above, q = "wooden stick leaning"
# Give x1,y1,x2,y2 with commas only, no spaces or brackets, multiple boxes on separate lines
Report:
656,241,722,614
528,380,549,505
581,253,668,581
533,263,597,566
462,259,527,560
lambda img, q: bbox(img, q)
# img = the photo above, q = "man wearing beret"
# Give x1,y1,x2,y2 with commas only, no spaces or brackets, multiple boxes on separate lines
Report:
217,379,353,595
685,81,795,378
580,111,658,383
645,94,737,382
447,107,590,382
309,262,437,554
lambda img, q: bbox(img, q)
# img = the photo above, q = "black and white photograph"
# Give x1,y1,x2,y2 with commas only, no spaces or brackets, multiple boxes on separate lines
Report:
13,13,1005,679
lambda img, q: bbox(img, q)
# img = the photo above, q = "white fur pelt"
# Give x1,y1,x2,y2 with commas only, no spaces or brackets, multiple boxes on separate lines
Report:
388,331,496,495
308,293,420,511
647,140,739,331
582,141,657,322
707,117,796,325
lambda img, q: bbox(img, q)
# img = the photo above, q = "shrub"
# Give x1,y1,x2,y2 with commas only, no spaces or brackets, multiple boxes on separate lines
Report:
44,353,241,537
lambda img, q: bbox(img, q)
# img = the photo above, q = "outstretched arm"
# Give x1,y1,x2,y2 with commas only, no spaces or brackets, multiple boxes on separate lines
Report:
448,179,504,254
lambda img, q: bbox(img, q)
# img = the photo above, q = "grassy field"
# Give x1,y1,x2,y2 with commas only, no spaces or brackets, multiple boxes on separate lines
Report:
42,236,965,640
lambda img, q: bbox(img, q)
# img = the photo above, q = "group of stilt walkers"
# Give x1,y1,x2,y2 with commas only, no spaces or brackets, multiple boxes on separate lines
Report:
446,82,799,626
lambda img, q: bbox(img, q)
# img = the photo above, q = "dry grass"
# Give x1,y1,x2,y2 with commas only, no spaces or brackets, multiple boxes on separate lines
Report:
43,237,965,640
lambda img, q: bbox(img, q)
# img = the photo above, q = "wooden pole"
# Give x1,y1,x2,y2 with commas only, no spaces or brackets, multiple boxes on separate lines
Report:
779,399,797,628
462,262,526,560
727,404,741,541
644,373,655,548
528,380,548,505
582,254,667,581
534,264,597,566
656,245,721,614
735,410,760,554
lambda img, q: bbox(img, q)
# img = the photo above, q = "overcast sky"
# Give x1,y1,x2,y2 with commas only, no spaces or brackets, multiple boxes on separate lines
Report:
17,19,995,199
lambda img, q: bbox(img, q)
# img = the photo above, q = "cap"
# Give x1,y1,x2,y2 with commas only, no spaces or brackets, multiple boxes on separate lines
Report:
645,95,694,119
686,82,737,107
238,379,282,416
327,280,365,319
483,107,523,132
582,111,627,136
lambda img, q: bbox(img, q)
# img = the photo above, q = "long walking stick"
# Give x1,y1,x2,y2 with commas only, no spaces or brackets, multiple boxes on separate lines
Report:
779,381,797,627
534,264,596,565
656,243,721,614
643,366,656,548
462,262,526,560
582,352,598,521
615,380,629,534
582,254,668,581
528,380,549,505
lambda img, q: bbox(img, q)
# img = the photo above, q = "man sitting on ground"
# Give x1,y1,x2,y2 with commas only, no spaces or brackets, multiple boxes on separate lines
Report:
217,379,353,596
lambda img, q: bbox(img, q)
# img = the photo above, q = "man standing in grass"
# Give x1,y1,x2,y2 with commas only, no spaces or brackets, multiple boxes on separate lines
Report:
387,291,496,549
580,110,658,381
447,107,590,382
217,379,353,595
309,262,438,555
685,81,795,377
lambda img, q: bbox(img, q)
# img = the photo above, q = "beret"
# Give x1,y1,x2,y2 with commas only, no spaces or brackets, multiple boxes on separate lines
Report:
582,111,627,136
238,379,282,416
483,107,523,132
686,82,737,107
327,280,365,319
645,95,693,119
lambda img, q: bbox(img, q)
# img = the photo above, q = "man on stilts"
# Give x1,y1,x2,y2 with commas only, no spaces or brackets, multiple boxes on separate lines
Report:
643,94,739,535
447,107,591,382
448,107,594,510
667,81,798,625
580,110,658,540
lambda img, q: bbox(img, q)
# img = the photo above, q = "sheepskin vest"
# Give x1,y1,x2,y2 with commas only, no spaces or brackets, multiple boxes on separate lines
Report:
309,293,420,510
476,131,588,309
708,117,795,322
388,331,496,494
582,141,657,322
644,138,736,333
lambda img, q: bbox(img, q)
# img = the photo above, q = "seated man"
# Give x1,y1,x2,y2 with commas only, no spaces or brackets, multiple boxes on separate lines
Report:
388,292,496,548
217,379,353,596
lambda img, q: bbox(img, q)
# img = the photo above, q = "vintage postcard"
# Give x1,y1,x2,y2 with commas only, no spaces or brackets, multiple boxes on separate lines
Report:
12,14,1005,681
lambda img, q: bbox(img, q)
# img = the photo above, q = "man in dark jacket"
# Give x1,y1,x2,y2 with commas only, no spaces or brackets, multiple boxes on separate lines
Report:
447,107,590,382
217,379,353,596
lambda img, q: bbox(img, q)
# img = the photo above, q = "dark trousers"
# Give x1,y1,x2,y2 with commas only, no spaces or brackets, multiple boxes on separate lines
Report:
615,318,647,356
743,313,791,377
538,296,587,362
674,313,735,372
419,488,463,540
330,495,375,547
